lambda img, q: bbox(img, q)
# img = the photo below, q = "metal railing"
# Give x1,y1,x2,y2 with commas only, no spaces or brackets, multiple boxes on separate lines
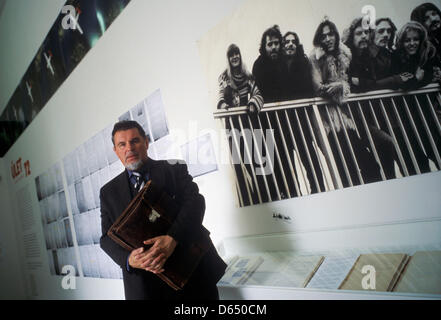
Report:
214,84,441,207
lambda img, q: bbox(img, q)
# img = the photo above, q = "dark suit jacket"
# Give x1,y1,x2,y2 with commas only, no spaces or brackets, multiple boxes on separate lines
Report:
99,158,226,300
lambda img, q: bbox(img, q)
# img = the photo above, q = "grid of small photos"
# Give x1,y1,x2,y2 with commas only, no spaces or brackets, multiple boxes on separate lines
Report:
35,89,219,279
62,124,124,279
35,163,78,276
34,90,170,279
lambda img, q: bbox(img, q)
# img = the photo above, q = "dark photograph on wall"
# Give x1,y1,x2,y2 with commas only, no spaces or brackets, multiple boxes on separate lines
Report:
34,26,68,107
0,0,132,157
201,0,441,207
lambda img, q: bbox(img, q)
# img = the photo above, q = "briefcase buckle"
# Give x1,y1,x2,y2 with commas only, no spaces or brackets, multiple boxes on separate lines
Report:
148,208,161,223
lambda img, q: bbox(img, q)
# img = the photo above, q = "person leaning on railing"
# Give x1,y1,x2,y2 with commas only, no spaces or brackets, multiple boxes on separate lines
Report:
391,21,441,172
343,17,404,180
217,43,264,113
391,21,439,90
309,18,382,186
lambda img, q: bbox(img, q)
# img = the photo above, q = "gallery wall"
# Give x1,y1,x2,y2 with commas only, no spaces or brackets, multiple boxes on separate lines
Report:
0,0,440,299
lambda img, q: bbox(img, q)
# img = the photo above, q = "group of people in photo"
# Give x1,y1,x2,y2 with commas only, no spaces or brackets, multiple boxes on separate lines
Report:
216,2,441,205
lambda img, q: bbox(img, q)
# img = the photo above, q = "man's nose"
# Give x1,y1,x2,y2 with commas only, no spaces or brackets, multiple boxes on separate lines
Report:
127,142,136,151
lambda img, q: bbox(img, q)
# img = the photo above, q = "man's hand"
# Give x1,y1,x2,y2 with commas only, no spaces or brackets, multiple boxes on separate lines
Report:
142,235,177,274
400,72,414,82
128,247,149,270
351,77,360,86
128,235,177,274
325,82,343,95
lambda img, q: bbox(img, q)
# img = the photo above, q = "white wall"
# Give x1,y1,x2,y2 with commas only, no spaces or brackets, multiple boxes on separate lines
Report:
0,0,440,300
0,158,26,299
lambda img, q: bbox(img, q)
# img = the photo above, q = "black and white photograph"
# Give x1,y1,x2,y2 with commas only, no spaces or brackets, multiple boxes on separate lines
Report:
200,0,441,207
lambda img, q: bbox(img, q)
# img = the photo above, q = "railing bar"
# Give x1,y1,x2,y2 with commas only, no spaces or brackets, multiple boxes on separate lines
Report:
237,115,263,203
287,110,308,195
357,102,386,181
436,92,441,114
246,115,273,202
228,117,254,205
303,109,330,191
265,112,292,198
426,93,441,138
402,96,427,155
368,100,381,129
234,173,244,208
293,109,317,193
312,105,340,190
262,84,441,111
325,105,354,187
222,118,244,207
414,95,441,168
256,114,282,201
292,109,320,193
275,111,301,196
378,98,409,176
346,103,361,138
391,97,420,174
336,106,364,184
214,84,441,117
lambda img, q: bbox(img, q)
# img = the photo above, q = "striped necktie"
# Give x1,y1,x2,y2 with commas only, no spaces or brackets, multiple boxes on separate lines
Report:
132,171,146,192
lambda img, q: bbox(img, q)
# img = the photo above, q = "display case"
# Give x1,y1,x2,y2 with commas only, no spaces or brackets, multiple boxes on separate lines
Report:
217,218,441,299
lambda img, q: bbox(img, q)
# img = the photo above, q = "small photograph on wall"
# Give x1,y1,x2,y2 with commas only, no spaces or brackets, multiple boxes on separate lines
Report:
127,89,169,143
181,133,218,178
198,0,441,207
144,89,169,142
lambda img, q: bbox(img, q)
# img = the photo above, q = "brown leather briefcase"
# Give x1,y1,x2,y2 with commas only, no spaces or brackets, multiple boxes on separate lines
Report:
107,180,210,290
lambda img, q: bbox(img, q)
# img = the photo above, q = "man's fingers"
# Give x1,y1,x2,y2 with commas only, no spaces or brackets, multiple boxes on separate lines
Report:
142,253,166,269
143,236,159,245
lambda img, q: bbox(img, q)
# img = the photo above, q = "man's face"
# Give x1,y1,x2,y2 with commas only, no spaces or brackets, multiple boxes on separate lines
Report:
424,10,441,32
403,29,420,56
374,21,393,47
265,35,280,60
353,26,370,50
283,34,297,57
321,25,336,53
113,128,149,171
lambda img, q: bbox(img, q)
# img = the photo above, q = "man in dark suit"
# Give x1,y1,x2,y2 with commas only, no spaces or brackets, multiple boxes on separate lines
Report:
100,120,226,300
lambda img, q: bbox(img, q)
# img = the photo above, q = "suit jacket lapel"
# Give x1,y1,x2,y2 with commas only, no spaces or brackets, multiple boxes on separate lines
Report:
112,170,133,219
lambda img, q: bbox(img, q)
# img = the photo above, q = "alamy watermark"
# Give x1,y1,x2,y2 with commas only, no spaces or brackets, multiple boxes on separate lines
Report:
61,5,83,34
361,264,376,290
61,265,76,290
162,121,276,176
